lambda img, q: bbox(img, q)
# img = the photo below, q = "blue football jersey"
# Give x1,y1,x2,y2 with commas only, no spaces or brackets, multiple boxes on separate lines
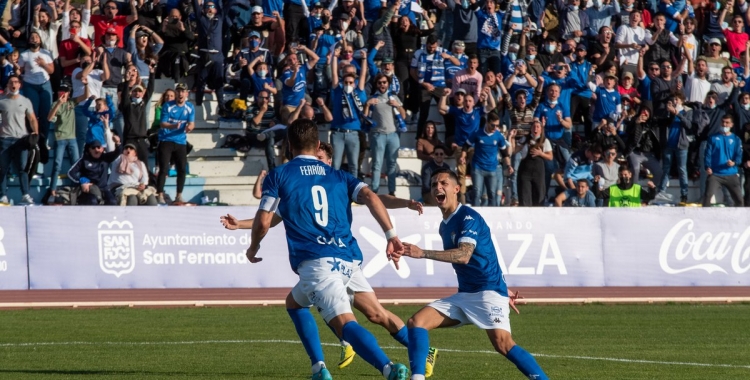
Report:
439,204,508,296
260,155,367,271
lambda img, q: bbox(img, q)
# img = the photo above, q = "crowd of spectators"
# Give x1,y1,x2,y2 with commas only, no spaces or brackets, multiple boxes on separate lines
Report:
0,0,749,207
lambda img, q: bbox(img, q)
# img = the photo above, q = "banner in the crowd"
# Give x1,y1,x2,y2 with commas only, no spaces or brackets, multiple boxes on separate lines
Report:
602,209,750,286
0,208,29,289
18,207,750,289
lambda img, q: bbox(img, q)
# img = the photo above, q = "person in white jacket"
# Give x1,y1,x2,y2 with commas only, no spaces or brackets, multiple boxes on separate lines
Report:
108,143,157,205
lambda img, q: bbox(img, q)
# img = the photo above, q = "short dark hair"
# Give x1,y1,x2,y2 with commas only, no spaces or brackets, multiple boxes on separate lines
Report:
426,34,439,46
319,141,333,160
588,143,603,154
433,144,447,154
722,114,733,121
487,112,500,123
288,119,319,152
619,165,632,174
373,73,391,86
468,54,479,61
670,92,686,102
576,178,589,185
430,168,459,184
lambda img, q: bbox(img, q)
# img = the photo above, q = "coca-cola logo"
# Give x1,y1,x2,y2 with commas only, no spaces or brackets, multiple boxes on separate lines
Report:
659,219,750,274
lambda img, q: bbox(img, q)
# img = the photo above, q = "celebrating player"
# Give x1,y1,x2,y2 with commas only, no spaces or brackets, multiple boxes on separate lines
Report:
401,169,548,380
222,142,440,377
244,119,410,380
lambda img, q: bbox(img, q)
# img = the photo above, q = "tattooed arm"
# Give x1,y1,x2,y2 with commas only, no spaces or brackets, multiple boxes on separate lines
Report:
402,242,475,265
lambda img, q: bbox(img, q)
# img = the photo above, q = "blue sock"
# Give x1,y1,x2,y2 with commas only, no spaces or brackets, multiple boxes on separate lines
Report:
287,308,325,366
391,326,410,347
506,345,549,380
341,321,390,371
407,327,429,376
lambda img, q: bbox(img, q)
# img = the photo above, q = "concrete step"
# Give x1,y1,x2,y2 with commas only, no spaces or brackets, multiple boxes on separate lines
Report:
189,127,431,151
187,156,266,177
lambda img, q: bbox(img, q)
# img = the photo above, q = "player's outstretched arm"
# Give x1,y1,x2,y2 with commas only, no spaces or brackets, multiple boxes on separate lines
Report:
221,214,282,230
378,194,424,215
247,210,275,263
402,242,475,265
358,186,404,269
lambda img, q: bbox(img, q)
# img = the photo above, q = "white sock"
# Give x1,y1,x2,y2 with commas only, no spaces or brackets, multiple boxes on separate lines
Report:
382,363,392,378
411,375,426,380
341,340,350,347
312,361,326,374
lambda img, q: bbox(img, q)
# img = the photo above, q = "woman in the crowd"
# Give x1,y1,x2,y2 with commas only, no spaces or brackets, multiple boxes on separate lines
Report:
511,120,554,206
108,143,157,206
416,121,445,162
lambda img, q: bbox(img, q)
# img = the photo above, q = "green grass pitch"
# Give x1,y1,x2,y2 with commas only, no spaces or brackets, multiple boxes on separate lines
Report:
0,303,748,379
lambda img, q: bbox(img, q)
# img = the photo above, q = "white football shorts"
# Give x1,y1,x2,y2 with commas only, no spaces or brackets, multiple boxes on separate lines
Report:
428,290,512,331
291,257,356,323
347,260,374,294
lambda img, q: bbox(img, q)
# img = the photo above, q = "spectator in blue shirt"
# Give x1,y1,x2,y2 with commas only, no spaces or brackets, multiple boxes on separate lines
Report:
703,115,745,206
80,94,116,149
193,0,227,113
310,20,340,98
590,73,623,127
558,144,603,191
330,55,368,177
411,35,450,137
439,87,496,204
657,93,691,204
279,44,320,123
569,43,593,135
157,83,195,205
466,112,511,206
554,178,597,207
476,0,504,73
246,58,276,101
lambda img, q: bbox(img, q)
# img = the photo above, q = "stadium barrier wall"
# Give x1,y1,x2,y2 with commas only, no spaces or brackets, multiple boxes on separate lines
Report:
0,207,748,289
0,208,29,290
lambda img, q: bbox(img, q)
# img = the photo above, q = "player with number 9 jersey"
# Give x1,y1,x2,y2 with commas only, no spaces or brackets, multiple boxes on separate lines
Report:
259,154,367,272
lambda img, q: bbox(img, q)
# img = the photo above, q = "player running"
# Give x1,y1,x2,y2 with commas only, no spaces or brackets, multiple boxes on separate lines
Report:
223,142,440,377
245,119,410,380
401,169,548,380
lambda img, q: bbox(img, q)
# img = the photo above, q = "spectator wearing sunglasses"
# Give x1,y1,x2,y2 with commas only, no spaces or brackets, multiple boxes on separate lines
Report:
587,26,617,73
721,13,748,61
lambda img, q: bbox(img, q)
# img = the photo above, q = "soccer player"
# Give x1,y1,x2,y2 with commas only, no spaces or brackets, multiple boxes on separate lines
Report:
245,119,410,380
401,169,549,380
223,142,441,377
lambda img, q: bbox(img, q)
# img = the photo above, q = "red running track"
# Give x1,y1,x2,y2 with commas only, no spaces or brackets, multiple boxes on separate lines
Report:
0,287,749,307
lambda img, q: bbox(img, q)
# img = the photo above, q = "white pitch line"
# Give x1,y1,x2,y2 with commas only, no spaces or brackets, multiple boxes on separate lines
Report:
1,339,748,370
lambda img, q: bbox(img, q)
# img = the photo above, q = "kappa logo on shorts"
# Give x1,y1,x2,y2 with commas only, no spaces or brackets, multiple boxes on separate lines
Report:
98,217,136,278
493,318,501,324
